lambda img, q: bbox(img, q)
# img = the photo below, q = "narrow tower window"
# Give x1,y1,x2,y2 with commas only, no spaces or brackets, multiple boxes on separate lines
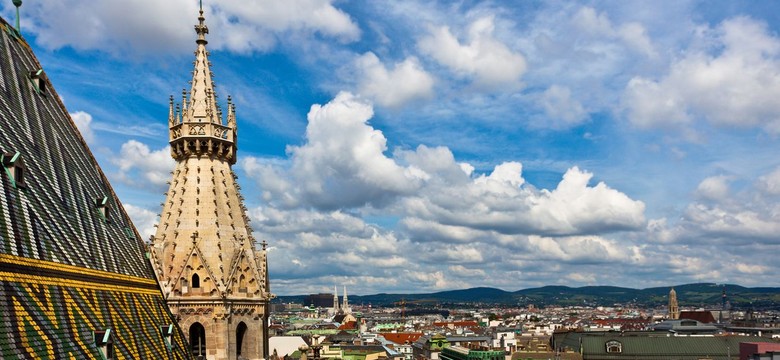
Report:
192,273,200,288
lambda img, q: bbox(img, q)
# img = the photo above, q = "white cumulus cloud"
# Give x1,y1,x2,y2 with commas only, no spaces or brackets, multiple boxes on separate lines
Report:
111,140,175,190
70,111,95,144
695,175,731,201
284,92,424,209
123,203,159,241
14,0,359,55
234,92,651,294
572,7,657,58
623,16,780,135
249,93,645,237
527,235,630,263
658,167,780,243
684,204,780,241
355,52,434,108
535,85,588,128
213,0,360,52
418,16,527,88
757,166,780,195
399,164,645,237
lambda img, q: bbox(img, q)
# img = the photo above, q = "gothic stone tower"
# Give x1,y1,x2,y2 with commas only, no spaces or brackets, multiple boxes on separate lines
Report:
668,287,680,320
149,6,271,360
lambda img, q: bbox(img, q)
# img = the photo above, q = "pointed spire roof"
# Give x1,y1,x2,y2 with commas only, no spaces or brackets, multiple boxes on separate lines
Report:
343,285,349,311
187,5,220,124
334,285,340,310
152,3,266,302
149,4,270,358
167,3,237,164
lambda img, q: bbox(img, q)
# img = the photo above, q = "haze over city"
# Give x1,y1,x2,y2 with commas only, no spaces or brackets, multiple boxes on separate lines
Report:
3,0,780,295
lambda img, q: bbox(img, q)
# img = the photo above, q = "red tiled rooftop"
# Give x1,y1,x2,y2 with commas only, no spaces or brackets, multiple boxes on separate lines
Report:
339,321,358,330
380,332,424,344
679,311,716,324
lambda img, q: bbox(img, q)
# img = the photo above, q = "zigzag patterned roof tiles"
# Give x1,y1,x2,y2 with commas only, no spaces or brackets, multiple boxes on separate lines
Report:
0,16,191,359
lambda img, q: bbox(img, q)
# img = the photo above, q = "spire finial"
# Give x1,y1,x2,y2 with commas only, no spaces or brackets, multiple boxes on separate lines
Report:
168,0,236,163
12,0,22,33
195,0,209,44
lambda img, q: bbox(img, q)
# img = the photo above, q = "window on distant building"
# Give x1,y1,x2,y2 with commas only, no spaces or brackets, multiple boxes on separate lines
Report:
192,273,200,288
605,340,622,353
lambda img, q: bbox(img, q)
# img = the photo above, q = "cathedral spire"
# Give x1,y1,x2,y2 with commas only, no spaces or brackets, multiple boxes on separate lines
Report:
343,286,349,313
151,4,270,359
188,4,218,123
333,285,339,311
167,1,237,164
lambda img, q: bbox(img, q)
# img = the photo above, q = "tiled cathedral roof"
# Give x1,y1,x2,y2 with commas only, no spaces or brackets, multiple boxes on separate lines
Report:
0,16,190,359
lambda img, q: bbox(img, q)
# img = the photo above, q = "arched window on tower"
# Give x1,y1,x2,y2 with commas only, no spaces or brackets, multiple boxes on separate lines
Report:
192,273,200,288
190,322,206,359
236,322,248,357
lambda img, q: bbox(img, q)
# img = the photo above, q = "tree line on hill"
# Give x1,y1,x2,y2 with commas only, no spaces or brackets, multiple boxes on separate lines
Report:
274,283,780,309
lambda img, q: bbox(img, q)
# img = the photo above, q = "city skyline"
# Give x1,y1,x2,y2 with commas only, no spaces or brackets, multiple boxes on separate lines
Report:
3,0,780,295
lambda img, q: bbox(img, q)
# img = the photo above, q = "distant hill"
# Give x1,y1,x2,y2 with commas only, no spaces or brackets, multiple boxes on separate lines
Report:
274,283,780,309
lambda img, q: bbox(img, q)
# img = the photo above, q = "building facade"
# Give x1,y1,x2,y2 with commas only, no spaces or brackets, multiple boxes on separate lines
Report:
304,293,336,308
440,346,504,360
413,333,450,360
148,6,271,360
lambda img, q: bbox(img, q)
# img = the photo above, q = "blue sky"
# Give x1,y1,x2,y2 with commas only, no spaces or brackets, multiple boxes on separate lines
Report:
4,0,780,295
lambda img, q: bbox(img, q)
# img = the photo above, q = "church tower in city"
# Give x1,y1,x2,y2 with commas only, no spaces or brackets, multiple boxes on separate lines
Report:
149,4,271,360
668,287,680,320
